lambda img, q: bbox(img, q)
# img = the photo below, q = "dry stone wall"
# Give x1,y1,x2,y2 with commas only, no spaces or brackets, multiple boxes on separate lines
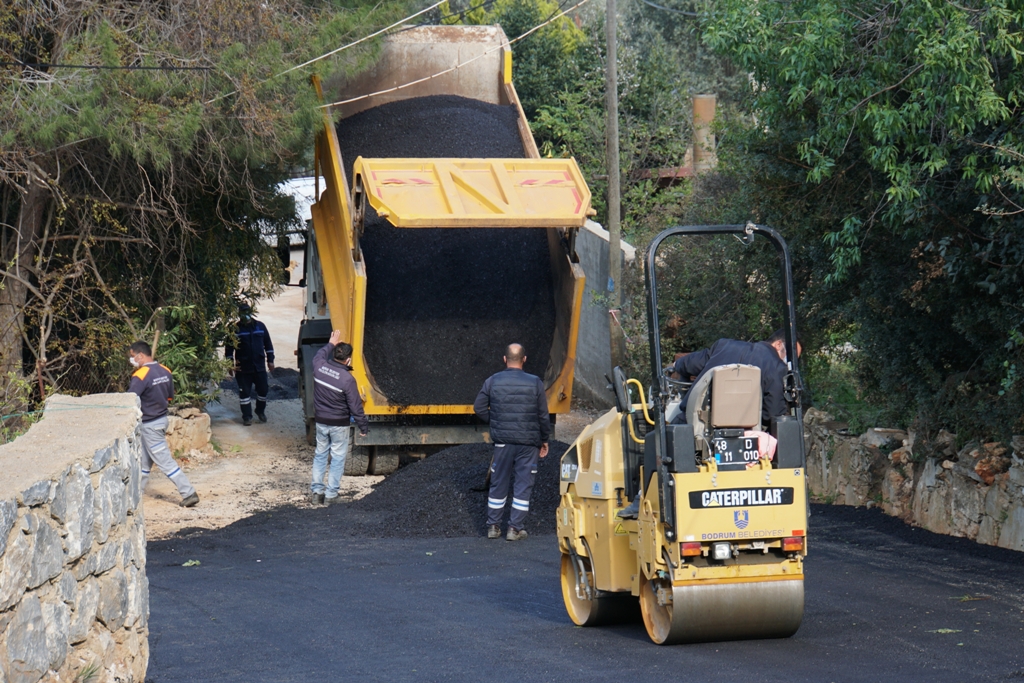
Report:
0,393,147,683
165,407,211,456
805,408,1024,552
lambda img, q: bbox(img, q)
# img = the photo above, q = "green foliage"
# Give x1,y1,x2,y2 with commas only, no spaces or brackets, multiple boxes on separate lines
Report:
1,0,412,401
802,349,888,434
72,661,101,683
696,0,1024,439
153,306,233,408
0,372,42,444
442,0,587,119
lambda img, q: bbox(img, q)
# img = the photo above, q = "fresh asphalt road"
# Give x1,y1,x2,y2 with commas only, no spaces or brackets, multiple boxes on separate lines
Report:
146,505,1024,682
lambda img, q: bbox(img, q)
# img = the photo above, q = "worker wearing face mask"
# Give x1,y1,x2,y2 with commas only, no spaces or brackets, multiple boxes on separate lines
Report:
225,303,275,426
128,341,199,507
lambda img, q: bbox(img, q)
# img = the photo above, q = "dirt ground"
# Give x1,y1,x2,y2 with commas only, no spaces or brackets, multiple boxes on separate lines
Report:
143,259,387,540
142,395,384,540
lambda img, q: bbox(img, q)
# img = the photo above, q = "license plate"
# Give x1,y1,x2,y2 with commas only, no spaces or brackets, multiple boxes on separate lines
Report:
712,436,760,469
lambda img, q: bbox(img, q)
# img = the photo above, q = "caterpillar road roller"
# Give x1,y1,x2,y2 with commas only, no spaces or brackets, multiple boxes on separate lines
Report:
556,223,808,645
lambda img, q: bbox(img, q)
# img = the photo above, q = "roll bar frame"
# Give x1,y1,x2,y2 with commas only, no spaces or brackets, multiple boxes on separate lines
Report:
642,222,804,541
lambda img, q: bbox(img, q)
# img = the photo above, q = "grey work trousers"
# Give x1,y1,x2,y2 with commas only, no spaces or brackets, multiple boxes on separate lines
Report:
140,417,196,499
486,443,539,530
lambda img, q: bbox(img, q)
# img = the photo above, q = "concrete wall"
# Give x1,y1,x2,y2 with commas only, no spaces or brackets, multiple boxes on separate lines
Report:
573,220,636,408
0,394,148,682
804,408,1024,552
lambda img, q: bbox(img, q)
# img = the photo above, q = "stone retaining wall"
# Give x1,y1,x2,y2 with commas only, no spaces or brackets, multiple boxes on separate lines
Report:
804,408,1024,552
0,393,147,682
165,407,211,456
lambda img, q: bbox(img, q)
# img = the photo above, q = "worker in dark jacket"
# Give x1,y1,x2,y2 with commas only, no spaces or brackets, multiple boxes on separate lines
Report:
128,341,198,508
309,329,368,505
618,328,800,520
473,343,551,541
673,328,801,426
225,303,275,426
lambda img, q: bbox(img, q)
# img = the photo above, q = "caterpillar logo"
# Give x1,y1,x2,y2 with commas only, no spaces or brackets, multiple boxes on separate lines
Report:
689,487,794,509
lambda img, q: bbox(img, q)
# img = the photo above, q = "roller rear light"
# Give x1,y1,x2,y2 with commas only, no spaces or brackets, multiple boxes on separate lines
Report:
783,536,804,552
681,542,701,557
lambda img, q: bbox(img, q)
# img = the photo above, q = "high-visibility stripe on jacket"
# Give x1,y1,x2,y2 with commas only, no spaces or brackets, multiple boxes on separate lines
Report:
225,320,274,373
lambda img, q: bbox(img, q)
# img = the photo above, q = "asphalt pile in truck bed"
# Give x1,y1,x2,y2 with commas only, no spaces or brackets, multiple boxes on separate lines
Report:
334,96,556,405
343,440,569,538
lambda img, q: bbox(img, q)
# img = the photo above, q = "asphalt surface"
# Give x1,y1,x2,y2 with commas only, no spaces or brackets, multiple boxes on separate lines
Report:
147,504,1024,682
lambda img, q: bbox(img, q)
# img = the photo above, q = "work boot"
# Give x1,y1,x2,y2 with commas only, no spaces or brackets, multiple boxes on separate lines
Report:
325,495,344,506
310,492,325,506
487,525,502,539
255,412,267,423
242,417,252,426
616,497,640,520
506,527,528,542
180,493,200,508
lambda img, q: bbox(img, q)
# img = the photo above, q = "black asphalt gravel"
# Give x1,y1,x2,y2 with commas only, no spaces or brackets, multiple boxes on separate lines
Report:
334,96,556,406
218,368,300,401
147,497,1024,682
346,441,568,538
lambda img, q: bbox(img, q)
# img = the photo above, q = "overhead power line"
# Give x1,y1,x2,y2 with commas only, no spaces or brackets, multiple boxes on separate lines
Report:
206,0,447,105
1,60,212,71
321,0,594,109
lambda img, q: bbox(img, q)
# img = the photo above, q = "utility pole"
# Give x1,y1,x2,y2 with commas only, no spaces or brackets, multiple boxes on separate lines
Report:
605,0,624,368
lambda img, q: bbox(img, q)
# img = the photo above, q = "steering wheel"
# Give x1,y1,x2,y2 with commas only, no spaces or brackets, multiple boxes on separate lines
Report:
662,366,692,394
612,366,631,414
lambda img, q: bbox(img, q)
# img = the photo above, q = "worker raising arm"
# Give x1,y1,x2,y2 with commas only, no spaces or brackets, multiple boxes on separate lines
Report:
308,330,368,506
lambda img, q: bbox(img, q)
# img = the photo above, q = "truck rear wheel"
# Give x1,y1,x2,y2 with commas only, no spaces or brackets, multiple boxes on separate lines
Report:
345,446,371,476
368,447,400,475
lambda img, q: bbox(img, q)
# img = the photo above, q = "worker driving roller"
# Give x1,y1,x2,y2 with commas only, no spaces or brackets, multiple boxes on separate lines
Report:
671,328,802,425
617,328,801,520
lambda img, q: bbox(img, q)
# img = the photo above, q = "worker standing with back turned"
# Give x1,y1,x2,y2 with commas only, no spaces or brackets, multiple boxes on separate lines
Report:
474,343,550,541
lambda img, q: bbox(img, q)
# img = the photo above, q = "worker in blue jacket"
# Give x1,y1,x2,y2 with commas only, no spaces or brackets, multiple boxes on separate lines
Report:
672,329,801,427
225,303,275,426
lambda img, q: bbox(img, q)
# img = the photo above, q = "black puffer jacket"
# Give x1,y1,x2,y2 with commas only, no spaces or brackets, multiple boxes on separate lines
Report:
473,368,551,447
674,338,789,424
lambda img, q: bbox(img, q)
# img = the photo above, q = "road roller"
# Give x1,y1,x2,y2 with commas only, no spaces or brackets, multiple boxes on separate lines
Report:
557,223,808,645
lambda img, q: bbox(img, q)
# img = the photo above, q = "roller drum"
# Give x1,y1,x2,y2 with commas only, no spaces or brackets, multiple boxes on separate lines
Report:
560,554,637,627
640,576,804,645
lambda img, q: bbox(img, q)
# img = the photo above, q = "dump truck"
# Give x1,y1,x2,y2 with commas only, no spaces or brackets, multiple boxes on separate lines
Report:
557,223,808,644
298,25,592,475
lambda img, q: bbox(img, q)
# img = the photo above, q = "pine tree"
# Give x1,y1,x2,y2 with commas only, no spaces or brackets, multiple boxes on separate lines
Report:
0,0,409,403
